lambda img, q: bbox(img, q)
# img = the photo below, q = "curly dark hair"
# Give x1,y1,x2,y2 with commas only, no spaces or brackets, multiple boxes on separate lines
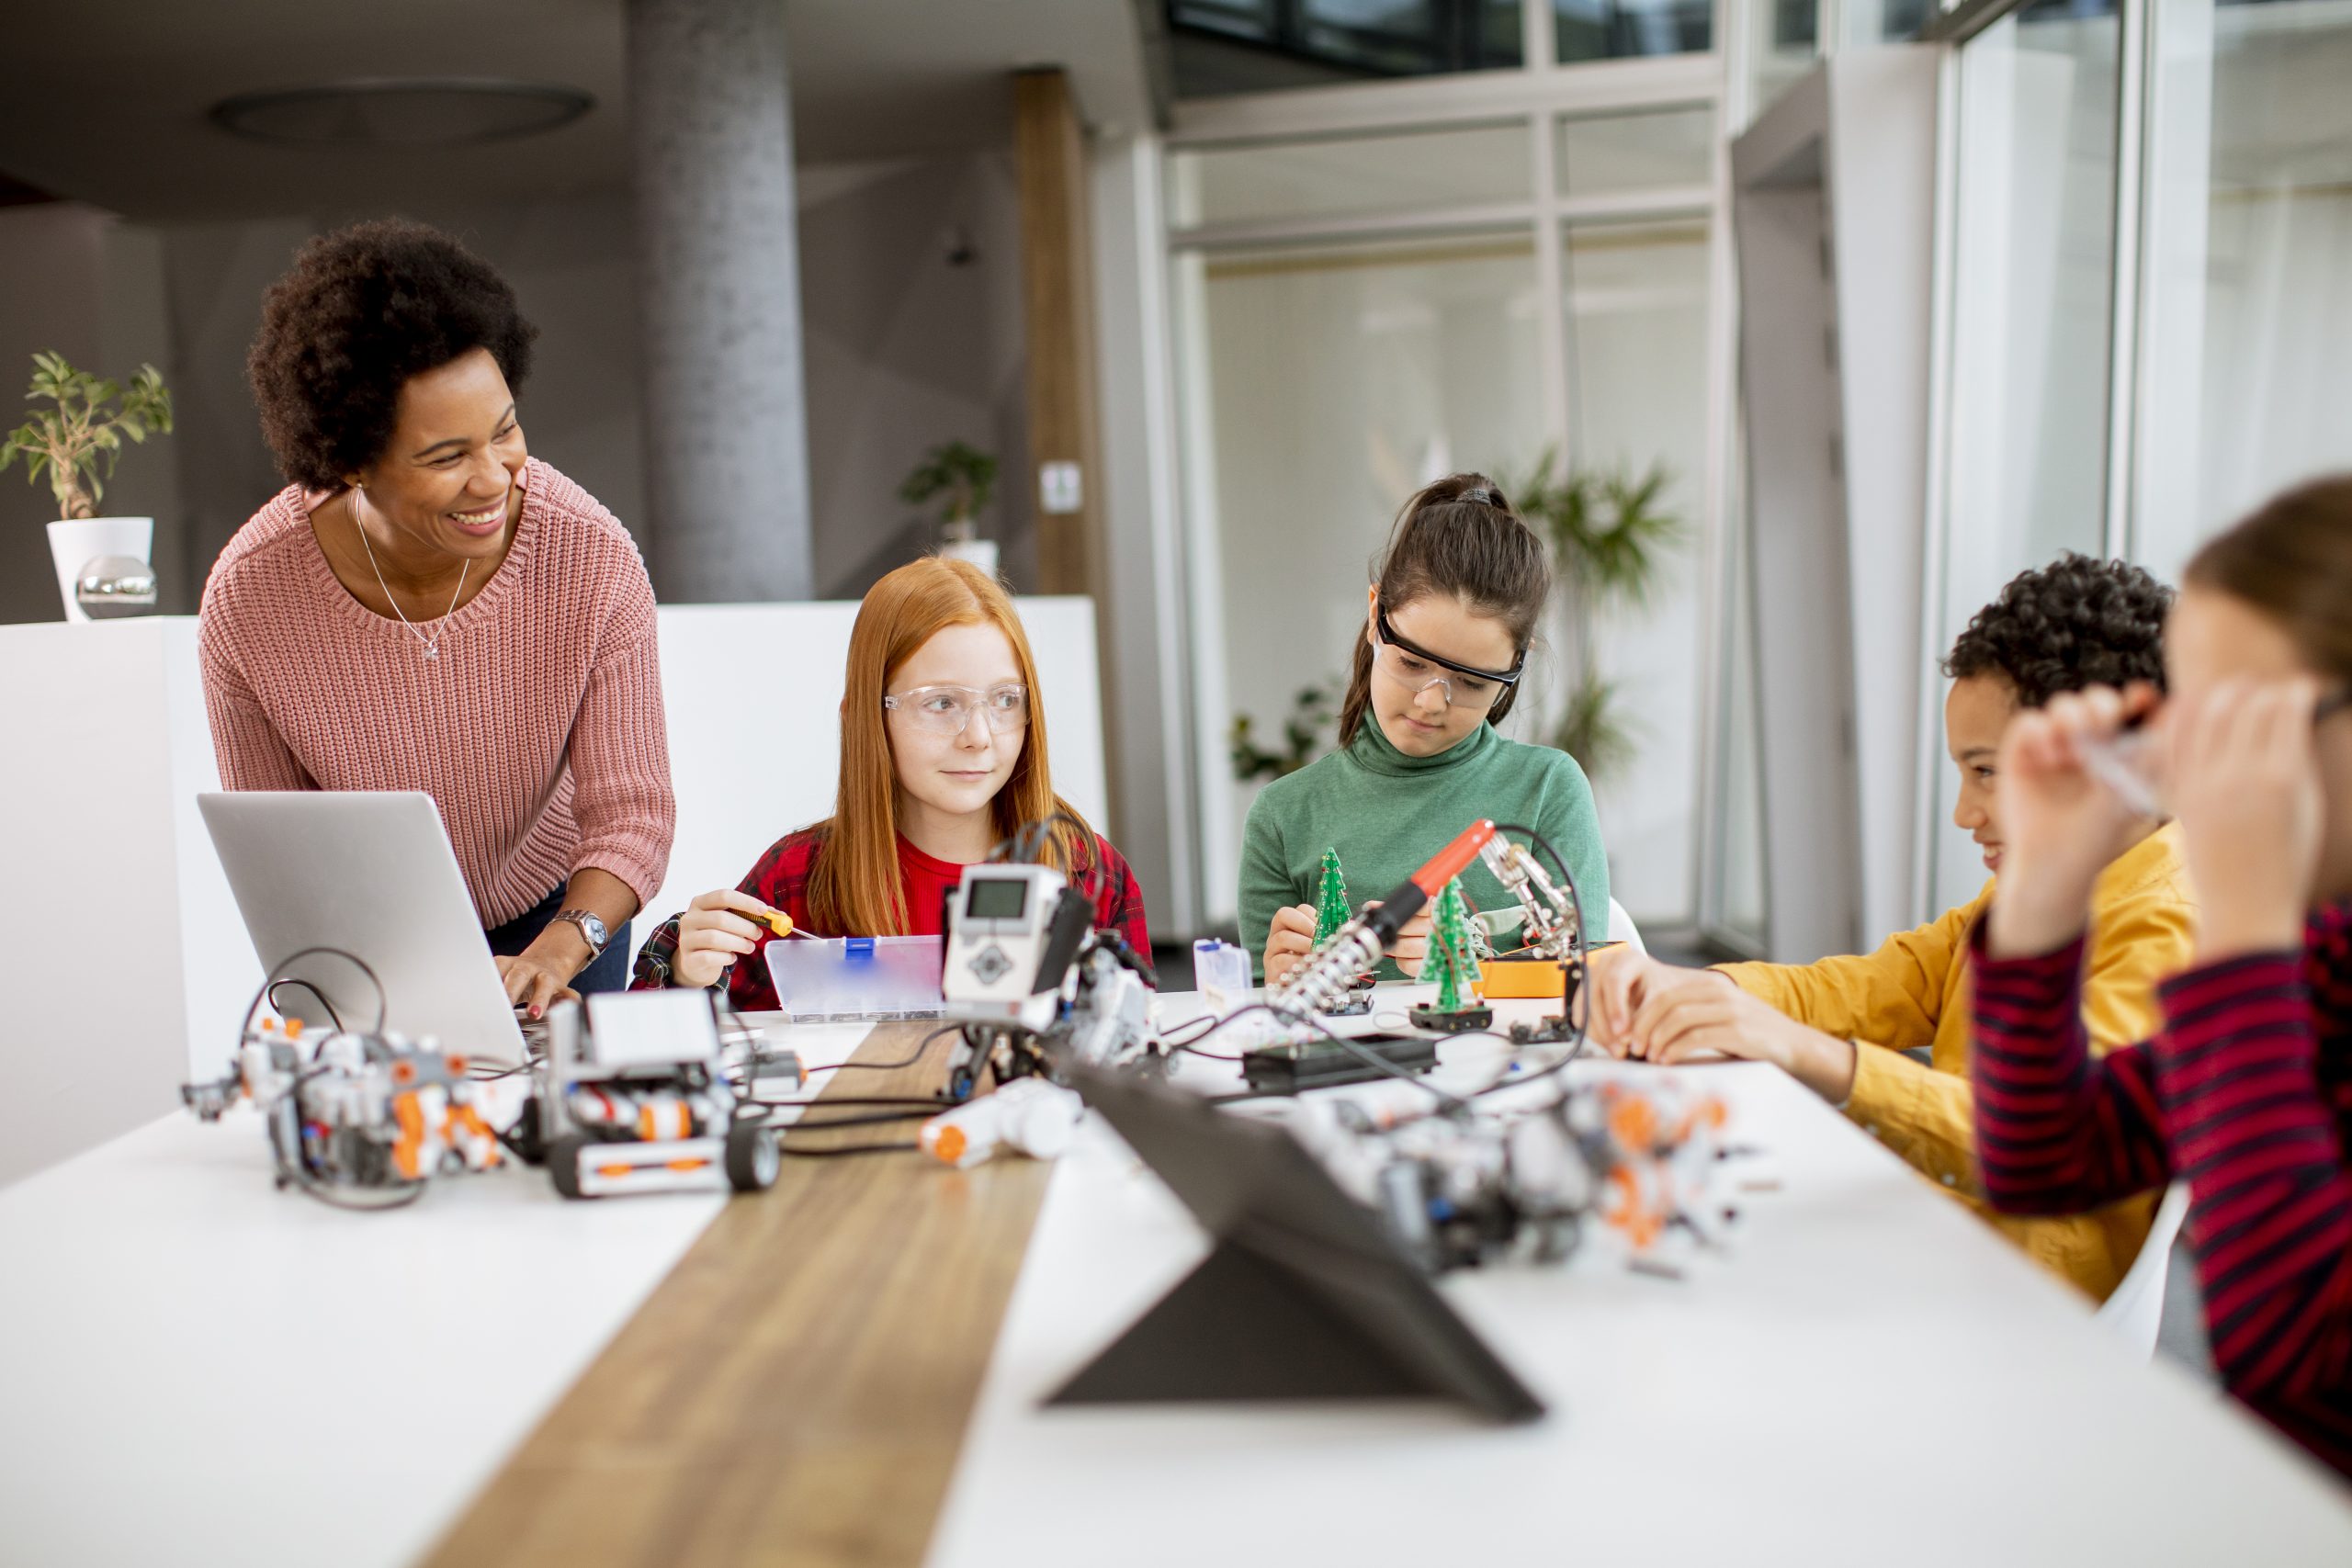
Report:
247,219,537,489
1943,552,2173,708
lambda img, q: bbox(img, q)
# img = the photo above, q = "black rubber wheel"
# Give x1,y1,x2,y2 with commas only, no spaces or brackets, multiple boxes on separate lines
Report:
503,1098,548,1168
548,1134,592,1200
724,1117,780,1193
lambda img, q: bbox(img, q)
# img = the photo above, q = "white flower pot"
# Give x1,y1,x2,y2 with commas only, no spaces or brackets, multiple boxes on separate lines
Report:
939,537,1001,580
46,516,152,623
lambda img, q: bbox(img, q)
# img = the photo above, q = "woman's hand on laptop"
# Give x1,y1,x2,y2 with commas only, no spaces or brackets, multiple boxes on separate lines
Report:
497,952,582,1019
673,889,785,988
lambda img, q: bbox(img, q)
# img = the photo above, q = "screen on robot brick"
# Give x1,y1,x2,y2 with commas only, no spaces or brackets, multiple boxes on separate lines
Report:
967,879,1030,919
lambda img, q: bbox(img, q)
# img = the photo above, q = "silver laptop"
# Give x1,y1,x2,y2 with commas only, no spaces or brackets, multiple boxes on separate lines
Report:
198,791,528,1065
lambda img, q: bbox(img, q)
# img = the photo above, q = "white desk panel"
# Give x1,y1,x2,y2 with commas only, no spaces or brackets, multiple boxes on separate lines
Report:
0,598,1102,1187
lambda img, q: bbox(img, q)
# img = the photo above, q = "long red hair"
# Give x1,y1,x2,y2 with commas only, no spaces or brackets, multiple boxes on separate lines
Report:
805,557,1096,935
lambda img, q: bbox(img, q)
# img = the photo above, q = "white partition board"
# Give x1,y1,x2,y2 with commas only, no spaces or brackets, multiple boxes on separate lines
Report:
640,598,1106,949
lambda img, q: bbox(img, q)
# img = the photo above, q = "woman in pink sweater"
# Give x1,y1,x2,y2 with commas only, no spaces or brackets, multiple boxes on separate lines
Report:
198,220,675,1013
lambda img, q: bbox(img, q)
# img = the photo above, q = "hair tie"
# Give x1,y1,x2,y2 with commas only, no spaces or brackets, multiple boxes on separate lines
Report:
1460,483,1499,508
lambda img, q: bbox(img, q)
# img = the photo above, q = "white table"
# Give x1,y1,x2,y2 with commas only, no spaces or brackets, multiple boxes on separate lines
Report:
4,998,2349,1568
0,1019,875,1568
926,1012,2352,1567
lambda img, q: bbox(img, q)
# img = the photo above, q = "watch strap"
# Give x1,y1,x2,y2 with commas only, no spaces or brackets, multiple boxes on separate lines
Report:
554,907,609,959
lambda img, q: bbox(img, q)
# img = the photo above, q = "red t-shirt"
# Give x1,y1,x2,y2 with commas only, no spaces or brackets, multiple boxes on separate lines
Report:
630,826,1151,1011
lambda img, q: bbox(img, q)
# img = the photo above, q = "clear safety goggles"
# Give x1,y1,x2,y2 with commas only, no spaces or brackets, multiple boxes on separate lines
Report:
1371,603,1525,712
882,682,1030,737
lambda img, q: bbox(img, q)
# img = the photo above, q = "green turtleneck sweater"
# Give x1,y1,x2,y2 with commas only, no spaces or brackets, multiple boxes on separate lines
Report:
1238,717,1610,979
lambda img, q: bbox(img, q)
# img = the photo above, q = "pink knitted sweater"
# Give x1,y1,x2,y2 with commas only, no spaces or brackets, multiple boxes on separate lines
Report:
198,458,675,926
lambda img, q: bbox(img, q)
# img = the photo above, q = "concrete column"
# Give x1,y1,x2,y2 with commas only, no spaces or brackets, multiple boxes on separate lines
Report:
627,0,813,601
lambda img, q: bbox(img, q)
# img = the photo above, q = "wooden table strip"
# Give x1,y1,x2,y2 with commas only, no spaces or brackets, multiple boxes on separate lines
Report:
424,1022,1051,1568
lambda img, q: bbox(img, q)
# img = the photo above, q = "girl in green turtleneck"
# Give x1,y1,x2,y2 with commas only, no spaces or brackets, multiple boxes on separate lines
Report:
1240,473,1611,983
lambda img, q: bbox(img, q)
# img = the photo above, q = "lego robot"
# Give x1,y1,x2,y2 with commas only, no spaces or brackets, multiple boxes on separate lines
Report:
516,989,781,1200
183,1018,503,1204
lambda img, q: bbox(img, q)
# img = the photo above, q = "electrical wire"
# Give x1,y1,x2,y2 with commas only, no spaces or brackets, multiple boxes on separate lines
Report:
778,1107,939,1133
237,946,390,1042
224,947,431,1212
781,1141,922,1158
1167,1002,1471,1110
265,978,345,1032
988,808,1106,907
797,1023,958,1076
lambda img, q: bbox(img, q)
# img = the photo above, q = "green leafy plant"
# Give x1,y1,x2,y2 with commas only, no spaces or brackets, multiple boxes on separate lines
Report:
899,441,998,544
1,352,174,520
1230,680,1339,784
1500,449,1684,783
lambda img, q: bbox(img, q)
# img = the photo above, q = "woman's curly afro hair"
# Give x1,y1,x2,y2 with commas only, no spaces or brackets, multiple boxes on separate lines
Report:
247,219,537,490
1944,552,2173,708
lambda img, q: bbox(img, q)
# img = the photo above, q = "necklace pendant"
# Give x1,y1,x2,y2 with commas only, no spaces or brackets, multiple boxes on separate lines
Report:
422,644,439,660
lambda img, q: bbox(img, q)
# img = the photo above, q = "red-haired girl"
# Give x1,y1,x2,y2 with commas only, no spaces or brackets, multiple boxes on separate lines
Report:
631,557,1148,1006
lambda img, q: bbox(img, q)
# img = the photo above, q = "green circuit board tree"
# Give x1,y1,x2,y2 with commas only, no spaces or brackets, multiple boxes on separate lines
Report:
1313,848,1350,943
1426,877,1481,1014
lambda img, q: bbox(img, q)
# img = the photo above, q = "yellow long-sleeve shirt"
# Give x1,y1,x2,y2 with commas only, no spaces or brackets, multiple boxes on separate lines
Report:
1717,825,2195,1301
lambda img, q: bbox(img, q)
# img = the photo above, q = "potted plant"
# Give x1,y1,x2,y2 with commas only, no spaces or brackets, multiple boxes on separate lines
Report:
899,440,999,577
1502,449,1684,783
3,351,174,622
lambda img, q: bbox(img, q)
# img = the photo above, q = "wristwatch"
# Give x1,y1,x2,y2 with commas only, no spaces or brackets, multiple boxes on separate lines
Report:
554,908,611,961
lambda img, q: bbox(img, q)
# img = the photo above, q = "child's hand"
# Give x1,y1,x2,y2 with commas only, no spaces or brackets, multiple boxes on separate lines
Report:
1987,682,2161,958
1382,905,1435,977
2165,676,2325,961
673,889,783,988
1585,946,1698,1055
1263,904,1318,987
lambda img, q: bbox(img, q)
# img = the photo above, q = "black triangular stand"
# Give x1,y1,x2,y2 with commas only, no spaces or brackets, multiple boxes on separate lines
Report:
1048,1239,1460,1407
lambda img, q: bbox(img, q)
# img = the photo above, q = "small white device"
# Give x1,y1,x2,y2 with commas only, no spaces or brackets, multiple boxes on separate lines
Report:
943,863,1088,1032
920,1079,1083,1169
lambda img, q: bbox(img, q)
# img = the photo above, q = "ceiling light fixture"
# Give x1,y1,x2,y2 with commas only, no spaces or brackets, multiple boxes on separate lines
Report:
210,78,594,148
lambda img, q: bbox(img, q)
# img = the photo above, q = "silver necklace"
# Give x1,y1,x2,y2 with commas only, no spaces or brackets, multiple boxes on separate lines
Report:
352,500,469,661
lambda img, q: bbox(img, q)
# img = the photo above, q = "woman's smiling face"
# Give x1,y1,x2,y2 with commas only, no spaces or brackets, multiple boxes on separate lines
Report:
350,347,527,562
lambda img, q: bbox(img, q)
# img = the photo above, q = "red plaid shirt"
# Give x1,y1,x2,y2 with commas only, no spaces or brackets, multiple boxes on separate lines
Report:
631,826,1150,1011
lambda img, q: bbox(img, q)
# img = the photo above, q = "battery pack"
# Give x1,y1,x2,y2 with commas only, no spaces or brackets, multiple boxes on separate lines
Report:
1241,1035,1441,1095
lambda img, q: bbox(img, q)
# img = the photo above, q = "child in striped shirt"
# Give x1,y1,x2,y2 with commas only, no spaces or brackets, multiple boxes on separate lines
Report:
1972,476,2352,1480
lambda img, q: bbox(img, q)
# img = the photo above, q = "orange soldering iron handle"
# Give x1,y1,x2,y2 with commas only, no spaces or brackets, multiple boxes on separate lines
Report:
1409,819,1499,899
1356,820,1502,949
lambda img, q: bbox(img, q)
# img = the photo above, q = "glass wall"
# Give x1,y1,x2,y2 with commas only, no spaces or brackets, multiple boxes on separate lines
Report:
1167,0,1528,96
1928,0,2122,911
1170,92,1726,935
1177,234,1549,919
1554,0,1713,61
1170,124,1534,228
1559,218,1713,917
2136,0,2352,576
1919,0,2352,923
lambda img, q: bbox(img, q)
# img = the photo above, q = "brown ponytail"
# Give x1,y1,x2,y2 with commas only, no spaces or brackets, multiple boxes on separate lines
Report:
2185,475,2352,684
1336,472,1552,747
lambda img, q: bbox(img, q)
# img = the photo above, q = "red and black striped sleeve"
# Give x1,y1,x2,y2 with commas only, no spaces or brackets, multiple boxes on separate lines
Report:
2150,952,2352,1405
1969,924,2174,1213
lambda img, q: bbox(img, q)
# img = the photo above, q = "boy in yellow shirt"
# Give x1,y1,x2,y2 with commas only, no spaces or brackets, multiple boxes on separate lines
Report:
1588,556,2191,1300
